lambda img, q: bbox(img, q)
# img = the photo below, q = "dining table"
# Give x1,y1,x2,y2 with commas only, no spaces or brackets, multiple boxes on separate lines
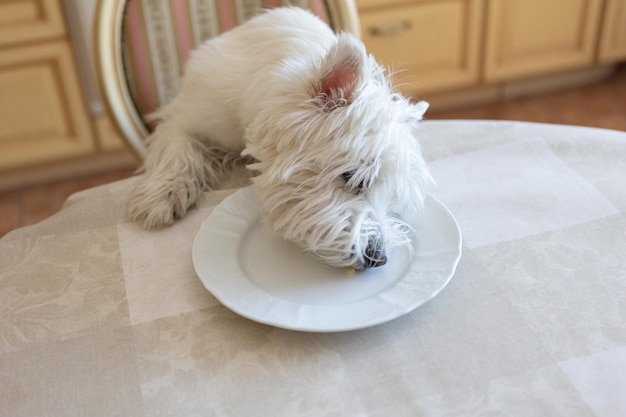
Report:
1,120,625,417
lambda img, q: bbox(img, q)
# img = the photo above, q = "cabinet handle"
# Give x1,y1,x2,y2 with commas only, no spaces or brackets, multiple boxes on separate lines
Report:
368,20,412,37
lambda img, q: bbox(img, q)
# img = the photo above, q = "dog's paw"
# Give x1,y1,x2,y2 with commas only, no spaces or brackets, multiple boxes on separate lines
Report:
128,176,200,229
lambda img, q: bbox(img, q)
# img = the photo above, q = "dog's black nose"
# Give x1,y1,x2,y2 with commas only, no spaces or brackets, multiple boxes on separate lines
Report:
363,238,387,268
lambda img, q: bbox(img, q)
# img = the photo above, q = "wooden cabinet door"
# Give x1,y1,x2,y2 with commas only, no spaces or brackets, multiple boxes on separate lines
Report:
484,0,602,82
359,0,484,95
598,0,626,63
0,42,95,171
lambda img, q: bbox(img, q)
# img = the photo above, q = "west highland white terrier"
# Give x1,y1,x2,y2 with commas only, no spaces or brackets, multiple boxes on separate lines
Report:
128,7,433,270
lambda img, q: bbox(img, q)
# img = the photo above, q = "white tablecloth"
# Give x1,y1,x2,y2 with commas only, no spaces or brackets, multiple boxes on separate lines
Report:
1,120,625,416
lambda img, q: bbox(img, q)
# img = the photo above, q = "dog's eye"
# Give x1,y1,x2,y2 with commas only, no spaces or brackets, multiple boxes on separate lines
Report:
341,171,365,191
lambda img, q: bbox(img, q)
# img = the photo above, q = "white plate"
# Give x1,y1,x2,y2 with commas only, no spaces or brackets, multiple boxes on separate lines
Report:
192,186,462,332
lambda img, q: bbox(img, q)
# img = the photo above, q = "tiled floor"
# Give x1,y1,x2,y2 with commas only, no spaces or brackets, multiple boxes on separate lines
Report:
1,65,625,238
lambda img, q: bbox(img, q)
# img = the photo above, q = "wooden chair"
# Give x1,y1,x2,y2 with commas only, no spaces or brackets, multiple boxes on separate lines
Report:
94,0,361,160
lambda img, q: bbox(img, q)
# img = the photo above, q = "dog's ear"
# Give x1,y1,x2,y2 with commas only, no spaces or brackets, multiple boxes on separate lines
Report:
314,33,365,109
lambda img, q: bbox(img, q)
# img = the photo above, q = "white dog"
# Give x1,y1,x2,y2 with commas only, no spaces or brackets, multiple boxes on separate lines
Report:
128,7,433,270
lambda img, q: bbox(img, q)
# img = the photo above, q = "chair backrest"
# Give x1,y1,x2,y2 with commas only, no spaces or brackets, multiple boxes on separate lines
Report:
94,0,361,160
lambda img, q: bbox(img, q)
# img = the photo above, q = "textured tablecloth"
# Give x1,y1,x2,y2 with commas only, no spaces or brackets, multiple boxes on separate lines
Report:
1,120,625,417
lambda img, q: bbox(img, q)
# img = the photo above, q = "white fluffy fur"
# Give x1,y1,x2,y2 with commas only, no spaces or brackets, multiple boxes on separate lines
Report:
129,7,433,269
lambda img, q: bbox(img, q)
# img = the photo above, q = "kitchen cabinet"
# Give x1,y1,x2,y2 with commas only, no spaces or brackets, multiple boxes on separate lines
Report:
0,0,96,172
0,0,134,190
357,0,619,102
484,0,603,82
358,0,484,94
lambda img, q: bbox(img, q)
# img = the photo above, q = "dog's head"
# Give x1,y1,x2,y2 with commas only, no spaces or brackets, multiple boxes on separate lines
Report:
244,33,433,269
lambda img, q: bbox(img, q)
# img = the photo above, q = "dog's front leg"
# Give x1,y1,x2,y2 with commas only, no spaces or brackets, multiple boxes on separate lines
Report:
128,122,223,229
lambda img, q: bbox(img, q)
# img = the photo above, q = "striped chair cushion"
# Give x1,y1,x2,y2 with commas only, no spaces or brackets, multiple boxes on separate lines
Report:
121,0,330,128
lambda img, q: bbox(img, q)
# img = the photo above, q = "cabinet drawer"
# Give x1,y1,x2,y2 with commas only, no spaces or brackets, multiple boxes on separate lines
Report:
0,41,95,171
484,0,602,82
0,0,65,47
360,0,484,95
